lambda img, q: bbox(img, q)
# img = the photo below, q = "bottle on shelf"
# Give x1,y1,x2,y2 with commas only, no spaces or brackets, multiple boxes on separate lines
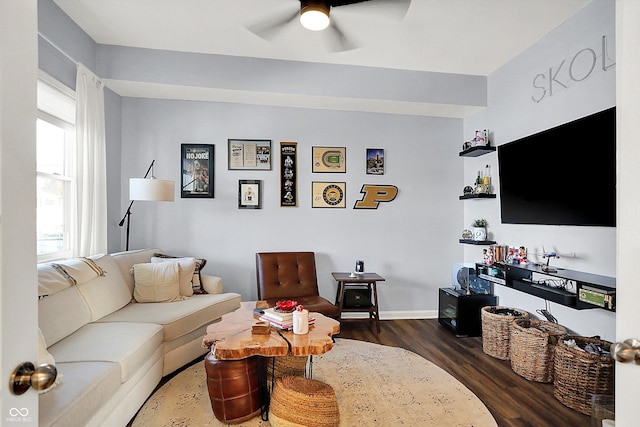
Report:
483,165,492,193
475,170,484,194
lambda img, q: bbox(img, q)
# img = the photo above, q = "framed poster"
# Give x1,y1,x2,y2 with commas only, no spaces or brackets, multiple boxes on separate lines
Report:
238,180,262,209
181,144,214,198
228,139,271,170
312,181,346,208
366,148,385,175
280,142,298,207
312,146,346,173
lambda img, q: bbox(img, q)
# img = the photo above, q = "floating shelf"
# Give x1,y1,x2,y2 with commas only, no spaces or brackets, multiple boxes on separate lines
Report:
459,146,496,157
459,239,496,245
459,194,496,200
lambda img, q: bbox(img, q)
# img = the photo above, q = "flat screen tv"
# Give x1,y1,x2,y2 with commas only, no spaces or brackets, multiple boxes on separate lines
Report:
498,107,616,227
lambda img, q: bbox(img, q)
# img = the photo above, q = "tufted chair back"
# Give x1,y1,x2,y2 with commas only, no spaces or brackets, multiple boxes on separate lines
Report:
255,251,338,317
256,252,319,300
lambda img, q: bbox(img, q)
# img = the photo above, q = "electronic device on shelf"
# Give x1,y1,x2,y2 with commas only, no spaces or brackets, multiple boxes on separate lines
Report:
451,263,492,295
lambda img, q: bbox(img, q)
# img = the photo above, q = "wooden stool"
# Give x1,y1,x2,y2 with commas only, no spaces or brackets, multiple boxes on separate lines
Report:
269,376,339,427
204,352,264,424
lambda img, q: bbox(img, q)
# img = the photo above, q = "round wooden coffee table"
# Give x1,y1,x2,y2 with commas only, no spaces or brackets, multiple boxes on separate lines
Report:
202,301,340,423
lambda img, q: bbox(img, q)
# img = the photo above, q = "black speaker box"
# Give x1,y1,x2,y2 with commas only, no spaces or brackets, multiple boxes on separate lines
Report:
344,288,371,308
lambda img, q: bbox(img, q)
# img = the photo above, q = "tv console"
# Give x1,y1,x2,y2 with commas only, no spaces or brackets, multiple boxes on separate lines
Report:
475,262,615,312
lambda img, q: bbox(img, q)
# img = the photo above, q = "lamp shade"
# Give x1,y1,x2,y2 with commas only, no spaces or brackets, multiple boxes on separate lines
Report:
129,178,175,201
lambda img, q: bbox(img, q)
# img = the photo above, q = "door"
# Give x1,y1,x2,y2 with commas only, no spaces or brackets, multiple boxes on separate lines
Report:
1,0,39,422
615,1,640,425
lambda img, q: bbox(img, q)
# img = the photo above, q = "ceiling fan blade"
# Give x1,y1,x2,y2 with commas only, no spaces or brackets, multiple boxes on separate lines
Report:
323,15,359,52
246,7,300,41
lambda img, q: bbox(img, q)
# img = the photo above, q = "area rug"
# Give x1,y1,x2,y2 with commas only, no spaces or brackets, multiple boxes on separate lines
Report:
132,339,497,426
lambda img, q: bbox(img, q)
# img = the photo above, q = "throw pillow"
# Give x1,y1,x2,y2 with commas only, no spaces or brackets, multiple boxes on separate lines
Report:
150,257,196,297
153,253,207,293
132,262,181,303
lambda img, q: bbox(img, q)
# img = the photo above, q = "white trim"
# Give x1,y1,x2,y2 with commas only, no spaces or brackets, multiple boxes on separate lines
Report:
38,69,75,98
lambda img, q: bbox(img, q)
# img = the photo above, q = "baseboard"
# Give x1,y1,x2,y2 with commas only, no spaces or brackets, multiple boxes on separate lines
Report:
340,310,437,320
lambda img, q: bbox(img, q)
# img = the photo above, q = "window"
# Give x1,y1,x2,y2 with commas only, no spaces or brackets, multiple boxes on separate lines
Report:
36,73,76,261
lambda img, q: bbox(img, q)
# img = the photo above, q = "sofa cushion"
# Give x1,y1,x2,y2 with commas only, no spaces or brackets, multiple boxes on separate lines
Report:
39,286,92,347
38,327,56,366
75,254,133,321
97,293,241,342
151,256,196,297
132,262,182,303
49,322,164,383
38,256,106,297
38,361,121,427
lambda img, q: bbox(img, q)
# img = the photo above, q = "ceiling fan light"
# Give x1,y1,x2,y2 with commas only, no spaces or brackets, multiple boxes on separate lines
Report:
300,5,330,31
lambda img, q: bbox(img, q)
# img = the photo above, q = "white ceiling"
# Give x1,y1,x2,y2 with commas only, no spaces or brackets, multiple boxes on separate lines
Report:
54,0,591,76
50,0,592,117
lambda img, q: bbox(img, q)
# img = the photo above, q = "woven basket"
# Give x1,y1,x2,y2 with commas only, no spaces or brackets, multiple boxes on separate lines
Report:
267,355,309,380
481,306,529,360
553,336,615,415
269,376,339,427
509,319,567,382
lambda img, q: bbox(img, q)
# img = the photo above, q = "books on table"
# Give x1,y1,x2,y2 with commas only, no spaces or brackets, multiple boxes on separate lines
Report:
259,315,316,331
261,307,295,322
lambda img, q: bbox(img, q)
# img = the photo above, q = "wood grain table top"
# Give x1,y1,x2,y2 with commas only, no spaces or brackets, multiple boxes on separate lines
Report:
203,301,340,360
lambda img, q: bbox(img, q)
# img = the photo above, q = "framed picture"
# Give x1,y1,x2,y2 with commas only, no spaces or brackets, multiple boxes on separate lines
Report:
312,181,346,208
238,180,262,209
181,143,214,198
228,139,271,170
312,146,346,173
366,148,385,175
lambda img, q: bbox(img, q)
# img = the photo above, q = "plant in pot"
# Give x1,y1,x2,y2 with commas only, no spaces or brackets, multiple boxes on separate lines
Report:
472,218,488,241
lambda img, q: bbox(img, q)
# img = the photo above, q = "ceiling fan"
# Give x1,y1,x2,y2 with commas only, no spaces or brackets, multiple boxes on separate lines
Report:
247,0,411,52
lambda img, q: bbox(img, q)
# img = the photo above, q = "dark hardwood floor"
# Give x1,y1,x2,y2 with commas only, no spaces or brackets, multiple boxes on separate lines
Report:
336,319,590,427
129,319,591,426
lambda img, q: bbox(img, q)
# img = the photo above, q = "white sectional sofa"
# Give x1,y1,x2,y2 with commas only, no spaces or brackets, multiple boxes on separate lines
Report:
37,248,241,427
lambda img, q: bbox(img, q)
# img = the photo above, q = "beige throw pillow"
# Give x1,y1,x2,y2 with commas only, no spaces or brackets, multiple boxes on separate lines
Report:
152,253,207,293
132,262,181,303
151,257,196,297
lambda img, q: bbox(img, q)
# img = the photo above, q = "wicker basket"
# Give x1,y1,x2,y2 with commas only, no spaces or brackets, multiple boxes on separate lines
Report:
269,376,339,427
553,336,615,415
509,319,567,382
267,355,309,381
481,306,529,360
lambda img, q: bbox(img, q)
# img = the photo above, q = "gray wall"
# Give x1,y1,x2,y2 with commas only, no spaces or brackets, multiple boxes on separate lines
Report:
120,98,462,313
464,0,616,339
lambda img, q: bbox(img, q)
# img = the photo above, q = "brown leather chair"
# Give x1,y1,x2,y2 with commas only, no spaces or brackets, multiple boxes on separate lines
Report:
256,252,339,318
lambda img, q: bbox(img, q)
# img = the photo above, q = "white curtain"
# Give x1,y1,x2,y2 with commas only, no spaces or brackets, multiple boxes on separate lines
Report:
74,63,107,256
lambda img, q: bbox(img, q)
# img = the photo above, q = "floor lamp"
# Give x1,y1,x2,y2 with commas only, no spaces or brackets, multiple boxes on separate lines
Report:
119,160,175,251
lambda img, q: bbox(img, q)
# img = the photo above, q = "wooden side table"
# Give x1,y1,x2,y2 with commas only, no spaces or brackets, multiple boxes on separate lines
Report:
332,272,385,333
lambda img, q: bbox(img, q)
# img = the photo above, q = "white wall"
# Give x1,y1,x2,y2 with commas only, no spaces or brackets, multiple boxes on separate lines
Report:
463,0,616,339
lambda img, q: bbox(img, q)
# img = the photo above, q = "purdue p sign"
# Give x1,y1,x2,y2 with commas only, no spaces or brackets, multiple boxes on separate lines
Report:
354,185,398,209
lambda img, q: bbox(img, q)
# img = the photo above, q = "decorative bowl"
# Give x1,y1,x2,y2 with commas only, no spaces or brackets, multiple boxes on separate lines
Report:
275,300,298,312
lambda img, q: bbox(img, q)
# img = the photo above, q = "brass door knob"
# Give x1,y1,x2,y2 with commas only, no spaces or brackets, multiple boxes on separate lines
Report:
10,362,57,395
611,338,640,364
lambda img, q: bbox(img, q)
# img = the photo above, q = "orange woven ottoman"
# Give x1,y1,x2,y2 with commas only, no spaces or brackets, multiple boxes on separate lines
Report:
269,376,339,427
